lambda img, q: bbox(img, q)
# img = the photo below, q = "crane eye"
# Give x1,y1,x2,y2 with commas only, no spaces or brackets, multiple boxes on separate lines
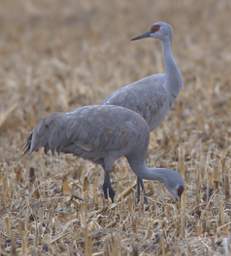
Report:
150,24,160,33
177,185,184,197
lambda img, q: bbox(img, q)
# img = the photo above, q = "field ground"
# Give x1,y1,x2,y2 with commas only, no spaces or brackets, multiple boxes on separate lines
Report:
1,0,231,255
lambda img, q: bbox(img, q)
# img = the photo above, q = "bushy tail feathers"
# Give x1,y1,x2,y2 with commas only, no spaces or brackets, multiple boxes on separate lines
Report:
23,113,66,155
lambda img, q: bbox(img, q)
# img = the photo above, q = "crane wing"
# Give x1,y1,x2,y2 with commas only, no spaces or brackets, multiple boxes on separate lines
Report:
63,114,137,156
103,74,170,129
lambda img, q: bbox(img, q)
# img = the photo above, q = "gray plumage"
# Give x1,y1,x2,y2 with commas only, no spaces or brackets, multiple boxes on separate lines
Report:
25,105,184,202
103,21,183,130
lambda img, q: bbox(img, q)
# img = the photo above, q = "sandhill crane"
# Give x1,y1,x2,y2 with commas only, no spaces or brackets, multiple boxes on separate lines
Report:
103,21,183,131
24,105,184,202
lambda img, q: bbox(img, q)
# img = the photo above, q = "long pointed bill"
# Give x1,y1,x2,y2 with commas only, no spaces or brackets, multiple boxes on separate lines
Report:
131,31,151,41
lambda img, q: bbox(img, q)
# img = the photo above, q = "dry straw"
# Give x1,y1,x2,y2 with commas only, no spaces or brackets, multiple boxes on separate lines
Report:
1,0,231,254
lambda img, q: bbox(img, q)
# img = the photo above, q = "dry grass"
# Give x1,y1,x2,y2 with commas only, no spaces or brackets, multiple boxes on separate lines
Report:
1,0,231,255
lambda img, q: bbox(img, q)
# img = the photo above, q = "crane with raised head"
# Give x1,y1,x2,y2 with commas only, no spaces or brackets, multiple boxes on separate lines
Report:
103,21,183,131
102,21,184,201
24,105,184,203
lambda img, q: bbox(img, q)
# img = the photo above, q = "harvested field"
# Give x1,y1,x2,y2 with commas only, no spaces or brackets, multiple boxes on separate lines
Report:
1,0,231,255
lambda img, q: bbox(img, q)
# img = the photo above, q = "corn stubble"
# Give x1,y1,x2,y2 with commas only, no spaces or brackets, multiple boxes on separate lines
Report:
0,0,231,255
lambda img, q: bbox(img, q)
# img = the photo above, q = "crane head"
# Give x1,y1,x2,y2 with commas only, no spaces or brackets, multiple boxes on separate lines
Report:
166,183,184,201
131,21,173,42
160,169,184,201
177,185,184,198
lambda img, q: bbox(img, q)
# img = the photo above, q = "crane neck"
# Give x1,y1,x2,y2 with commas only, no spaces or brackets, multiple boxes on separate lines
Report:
127,156,184,199
127,158,165,183
161,38,182,99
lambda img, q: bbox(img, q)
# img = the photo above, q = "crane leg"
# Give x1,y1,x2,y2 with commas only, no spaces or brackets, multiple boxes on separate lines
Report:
136,177,141,202
103,172,115,203
136,177,148,204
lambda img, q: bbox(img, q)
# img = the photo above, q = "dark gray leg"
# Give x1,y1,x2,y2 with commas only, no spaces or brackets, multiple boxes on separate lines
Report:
136,177,141,202
136,177,148,204
102,172,115,202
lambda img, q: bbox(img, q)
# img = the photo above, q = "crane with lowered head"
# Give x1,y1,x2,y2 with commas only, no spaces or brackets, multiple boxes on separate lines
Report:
24,105,184,203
